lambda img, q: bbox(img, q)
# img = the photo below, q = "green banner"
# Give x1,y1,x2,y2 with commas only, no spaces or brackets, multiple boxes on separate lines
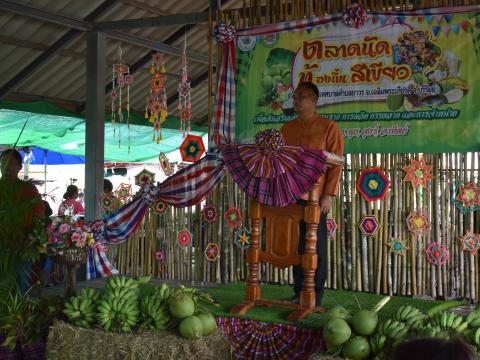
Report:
235,8,480,153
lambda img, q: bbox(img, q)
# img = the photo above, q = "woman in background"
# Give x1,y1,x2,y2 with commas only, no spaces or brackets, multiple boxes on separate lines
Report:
58,184,84,216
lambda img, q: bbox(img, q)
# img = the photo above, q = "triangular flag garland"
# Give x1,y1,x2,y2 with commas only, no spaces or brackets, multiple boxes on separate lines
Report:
451,23,459,34
178,35,192,137
145,52,168,144
432,25,441,37
441,25,450,36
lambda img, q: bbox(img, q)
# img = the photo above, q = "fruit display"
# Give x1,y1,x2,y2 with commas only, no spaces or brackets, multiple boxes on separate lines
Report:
321,297,480,359
62,275,218,340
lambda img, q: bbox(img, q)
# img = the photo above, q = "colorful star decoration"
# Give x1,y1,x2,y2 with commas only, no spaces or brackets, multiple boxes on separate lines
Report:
159,153,171,176
402,159,434,189
179,135,205,163
99,193,115,212
406,210,431,235
425,242,449,266
359,215,379,237
204,242,220,261
134,168,155,186
234,227,251,250
387,238,408,256
202,204,218,224
453,181,480,213
224,206,242,229
356,167,390,202
115,183,132,204
177,230,192,248
152,200,169,215
155,250,164,263
326,218,337,239
459,231,480,255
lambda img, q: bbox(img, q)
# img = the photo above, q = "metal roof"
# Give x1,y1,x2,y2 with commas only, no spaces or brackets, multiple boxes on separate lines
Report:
0,0,243,126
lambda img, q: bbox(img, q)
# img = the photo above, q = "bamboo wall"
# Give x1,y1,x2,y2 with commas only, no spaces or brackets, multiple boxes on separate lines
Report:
111,152,480,300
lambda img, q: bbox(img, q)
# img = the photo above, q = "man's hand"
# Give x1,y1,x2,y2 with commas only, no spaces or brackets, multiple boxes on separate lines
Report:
319,195,333,214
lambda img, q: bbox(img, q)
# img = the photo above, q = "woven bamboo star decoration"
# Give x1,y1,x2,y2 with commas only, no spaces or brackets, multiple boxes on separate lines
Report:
459,231,480,255
402,159,434,188
425,242,449,266
387,238,408,256
406,209,431,236
453,181,480,213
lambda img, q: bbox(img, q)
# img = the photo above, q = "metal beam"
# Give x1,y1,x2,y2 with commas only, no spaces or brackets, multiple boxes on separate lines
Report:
0,0,118,99
85,31,106,222
0,0,92,31
0,35,84,59
95,11,209,31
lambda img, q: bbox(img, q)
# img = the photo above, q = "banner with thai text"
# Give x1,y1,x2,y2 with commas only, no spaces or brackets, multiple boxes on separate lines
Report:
234,6,480,153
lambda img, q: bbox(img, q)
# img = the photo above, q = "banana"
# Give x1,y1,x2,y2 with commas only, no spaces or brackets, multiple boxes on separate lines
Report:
475,328,480,346
455,321,469,333
440,312,448,328
469,317,480,328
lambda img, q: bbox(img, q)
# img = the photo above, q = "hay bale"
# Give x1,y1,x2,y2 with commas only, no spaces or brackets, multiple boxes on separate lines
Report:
47,321,232,360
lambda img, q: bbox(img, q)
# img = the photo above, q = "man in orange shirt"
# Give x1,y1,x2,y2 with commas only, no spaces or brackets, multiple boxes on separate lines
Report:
280,82,344,305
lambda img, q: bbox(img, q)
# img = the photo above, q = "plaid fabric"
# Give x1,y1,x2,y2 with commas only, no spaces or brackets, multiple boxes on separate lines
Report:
211,41,236,149
216,317,324,360
86,247,119,280
221,144,328,207
157,152,225,207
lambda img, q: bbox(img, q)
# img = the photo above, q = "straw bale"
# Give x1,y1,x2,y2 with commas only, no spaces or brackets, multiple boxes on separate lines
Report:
47,320,232,360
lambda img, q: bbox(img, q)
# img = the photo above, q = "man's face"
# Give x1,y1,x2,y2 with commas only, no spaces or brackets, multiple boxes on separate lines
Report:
293,86,317,114
0,154,22,178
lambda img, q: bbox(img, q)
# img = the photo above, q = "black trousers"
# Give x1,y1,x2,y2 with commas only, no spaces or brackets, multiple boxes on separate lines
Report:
293,210,328,303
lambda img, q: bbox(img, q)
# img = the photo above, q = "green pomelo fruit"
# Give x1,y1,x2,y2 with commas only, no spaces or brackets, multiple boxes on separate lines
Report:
351,309,378,336
197,312,217,336
168,292,195,319
323,318,351,346
178,315,204,340
342,336,371,360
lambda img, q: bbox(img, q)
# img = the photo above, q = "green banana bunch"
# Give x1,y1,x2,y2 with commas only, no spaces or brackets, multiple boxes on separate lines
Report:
393,305,422,322
139,292,171,331
369,333,387,355
377,319,409,344
105,275,139,293
63,291,98,328
416,323,449,339
466,309,480,327
430,311,468,333
96,293,139,332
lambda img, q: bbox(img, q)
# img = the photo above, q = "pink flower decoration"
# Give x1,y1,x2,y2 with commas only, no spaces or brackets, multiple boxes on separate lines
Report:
177,230,192,248
425,242,449,266
58,223,71,234
155,251,164,262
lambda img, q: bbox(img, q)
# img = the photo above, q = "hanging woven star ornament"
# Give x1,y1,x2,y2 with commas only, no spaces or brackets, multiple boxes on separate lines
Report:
359,215,379,237
155,250,164,263
152,200,169,215
202,204,218,224
452,181,480,213
387,238,408,256
115,183,132,204
145,52,168,143
177,229,192,248
425,242,449,266
99,193,115,213
343,3,367,28
326,218,337,239
402,159,434,189
111,47,133,151
205,242,220,261
224,206,242,230
134,168,155,186
458,231,480,255
406,209,431,235
178,36,191,137
179,134,205,163
159,153,171,176
356,167,390,202
234,227,251,250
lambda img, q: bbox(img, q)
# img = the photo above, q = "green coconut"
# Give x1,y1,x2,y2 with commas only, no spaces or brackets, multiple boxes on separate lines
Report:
168,292,195,319
178,315,204,340
342,336,371,360
326,306,352,323
351,309,378,336
323,318,351,346
196,312,217,336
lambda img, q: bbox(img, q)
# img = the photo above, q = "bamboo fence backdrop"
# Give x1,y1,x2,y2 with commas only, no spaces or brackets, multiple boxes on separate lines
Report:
113,0,480,300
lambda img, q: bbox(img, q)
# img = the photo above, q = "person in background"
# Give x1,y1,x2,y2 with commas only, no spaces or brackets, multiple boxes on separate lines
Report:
78,191,85,207
100,179,122,217
0,149,45,292
394,337,476,360
280,82,344,306
58,184,84,216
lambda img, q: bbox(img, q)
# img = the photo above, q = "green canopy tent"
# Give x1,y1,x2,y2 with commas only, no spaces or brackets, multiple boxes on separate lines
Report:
0,100,208,163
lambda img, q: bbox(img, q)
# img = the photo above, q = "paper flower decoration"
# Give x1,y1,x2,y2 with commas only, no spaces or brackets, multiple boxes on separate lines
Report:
425,242,449,266
459,231,480,255
224,206,242,229
134,168,155,186
326,218,337,239
453,181,480,213
99,193,115,212
387,238,408,256
402,159,434,189
152,200,168,215
159,153,171,176
213,21,235,44
343,3,367,28
155,250,164,262
180,134,205,163
205,242,220,261
356,167,390,202
202,204,218,223
177,230,192,248
234,227,251,250
359,215,379,237
406,210,431,235
115,183,132,203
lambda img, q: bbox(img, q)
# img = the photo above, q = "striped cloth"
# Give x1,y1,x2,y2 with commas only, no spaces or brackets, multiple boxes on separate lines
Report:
86,247,119,280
